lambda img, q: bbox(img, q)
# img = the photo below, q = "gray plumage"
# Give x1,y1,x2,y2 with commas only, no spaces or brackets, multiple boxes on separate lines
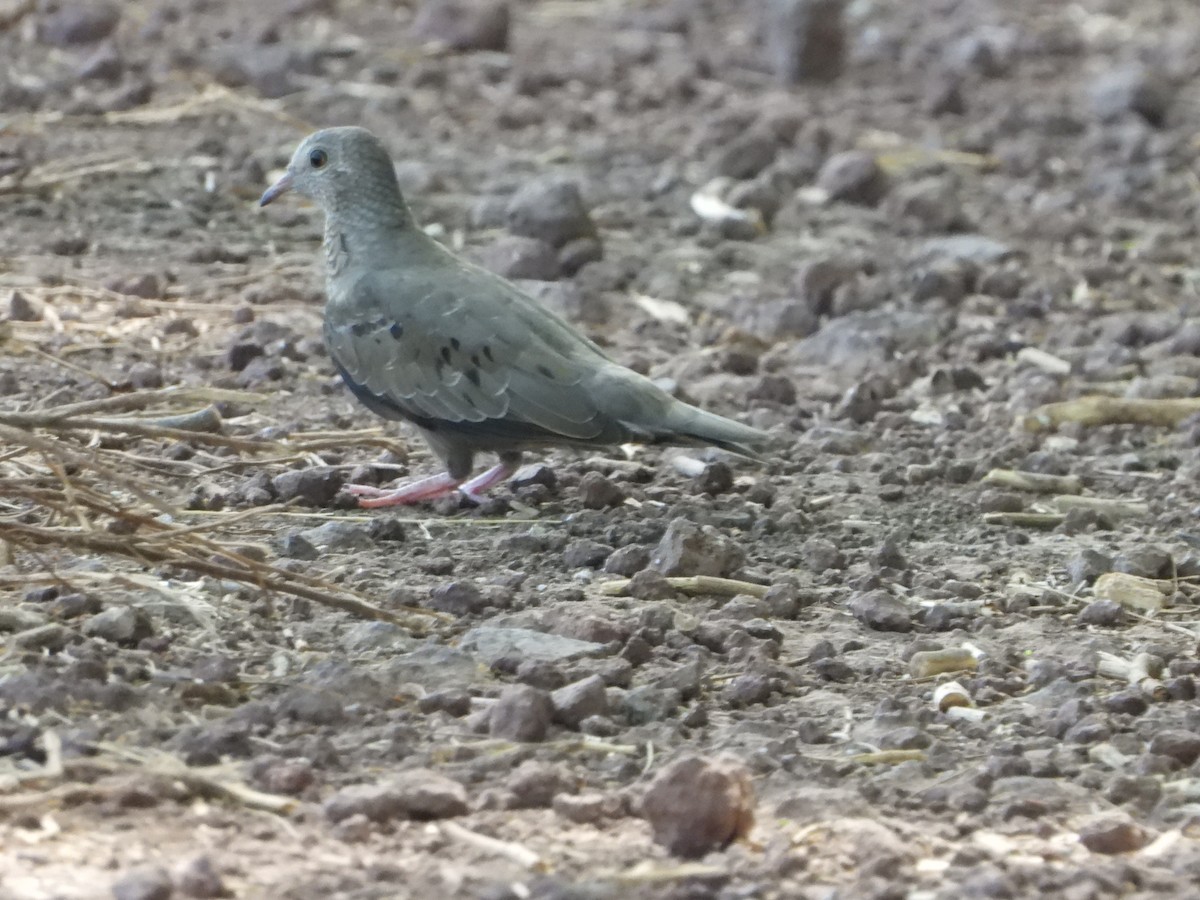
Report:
260,126,769,506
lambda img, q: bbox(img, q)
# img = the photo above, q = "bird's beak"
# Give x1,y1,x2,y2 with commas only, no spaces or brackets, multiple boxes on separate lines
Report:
259,171,294,207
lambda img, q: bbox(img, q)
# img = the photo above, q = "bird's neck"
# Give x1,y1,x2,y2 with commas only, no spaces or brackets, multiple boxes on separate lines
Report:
323,199,415,277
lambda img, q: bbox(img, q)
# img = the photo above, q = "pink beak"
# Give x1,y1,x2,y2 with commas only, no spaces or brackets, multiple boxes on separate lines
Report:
259,171,294,207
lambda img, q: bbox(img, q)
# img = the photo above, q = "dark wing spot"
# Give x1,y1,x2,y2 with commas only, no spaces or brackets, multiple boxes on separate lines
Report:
441,347,451,364
389,323,404,340
462,392,476,409
536,364,555,380
435,356,446,377
350,321,372,337
471,354,481,368
450,337,461,351
466,368,481,387
483,345,494,362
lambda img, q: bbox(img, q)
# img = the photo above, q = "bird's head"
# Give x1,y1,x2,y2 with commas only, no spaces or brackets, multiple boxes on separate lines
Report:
259,126,407,221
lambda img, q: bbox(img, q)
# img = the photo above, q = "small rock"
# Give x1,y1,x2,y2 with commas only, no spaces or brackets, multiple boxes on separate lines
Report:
563,539,614,569
641,755,755,859
226,341,263,372
254,759,314,796
299,521,373,551
1064,715,1111,745
557,237,603,276
551,674,608,727
763,583,802,619
515,659,566,690
816,151,888,206
506,760,572,809
506,178,596,248
801,537,846,572
711,129,779,180
1078,817,1148,854
724,673,774,707
173,856,225,899
695,461,734,496
341,621,408,653
577,471,625,508
847,590,912,632
7,290,41,321
331,812,373,842
79,43,124,81
418,689,472,717
476,235,560,281
279,532,319,560
944,26,1018,78
428,581,488,616
764,0,844,84
489,684,554,742
324,770,468,822
412,0,509,52
206,44,307,99
460,626,604,665
49,593,101,620
10,623,71,652
924,75,966,116
40,2,120,46
748,372,799,404
1113,546,1173,579
49,235,88,256
111,866,172,900
82,606,153,645
105,273,160,299
623,685,682,724
627,569,677,600
604,545,650,576
1077,600,1125,627
112,361,162,393
1090,66,1172,127
1103,690,1149,717
1148,730,1200,766
886,177,966,233
511,463,556,490
1066,549,1113,585
553,791,616,824
915,234,1014,266
650,517,744,577
271,467,344,506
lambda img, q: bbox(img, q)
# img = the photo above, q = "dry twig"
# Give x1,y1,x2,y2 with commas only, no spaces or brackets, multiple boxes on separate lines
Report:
1023,396,1200,431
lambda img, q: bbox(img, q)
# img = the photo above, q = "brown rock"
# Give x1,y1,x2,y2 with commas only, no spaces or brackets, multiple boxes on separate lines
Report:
641,755,755,858
650,517,744,577
412,0,509,52
489,684,553,742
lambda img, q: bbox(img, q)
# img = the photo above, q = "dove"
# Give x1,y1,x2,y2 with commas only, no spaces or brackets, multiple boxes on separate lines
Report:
260,126,769,507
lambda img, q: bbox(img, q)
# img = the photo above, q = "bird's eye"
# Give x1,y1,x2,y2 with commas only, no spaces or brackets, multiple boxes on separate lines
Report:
309,149,328,169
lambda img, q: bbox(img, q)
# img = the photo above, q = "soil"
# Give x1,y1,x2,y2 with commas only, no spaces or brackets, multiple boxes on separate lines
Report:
3,1,1200,898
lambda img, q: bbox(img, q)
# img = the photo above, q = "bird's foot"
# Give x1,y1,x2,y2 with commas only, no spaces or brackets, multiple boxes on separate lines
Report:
344,461,520,509
456,461,519,506
344,472,460,508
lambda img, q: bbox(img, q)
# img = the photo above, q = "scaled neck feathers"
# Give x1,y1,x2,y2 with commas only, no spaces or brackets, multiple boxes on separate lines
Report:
322,188,417,277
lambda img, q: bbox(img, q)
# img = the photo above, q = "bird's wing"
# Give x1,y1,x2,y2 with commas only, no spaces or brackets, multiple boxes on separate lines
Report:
325,266,624,444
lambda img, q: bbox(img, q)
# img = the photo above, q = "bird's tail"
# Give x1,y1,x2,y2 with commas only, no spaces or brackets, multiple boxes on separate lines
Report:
659,402,770,460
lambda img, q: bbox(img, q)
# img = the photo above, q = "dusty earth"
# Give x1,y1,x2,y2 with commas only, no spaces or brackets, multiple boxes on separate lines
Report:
3,0,1200,897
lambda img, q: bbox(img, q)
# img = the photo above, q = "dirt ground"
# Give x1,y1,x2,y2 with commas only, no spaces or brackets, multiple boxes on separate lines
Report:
3,0,1200,897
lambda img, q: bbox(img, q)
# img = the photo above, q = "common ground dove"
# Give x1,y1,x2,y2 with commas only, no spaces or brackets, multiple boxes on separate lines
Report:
260,127,769,507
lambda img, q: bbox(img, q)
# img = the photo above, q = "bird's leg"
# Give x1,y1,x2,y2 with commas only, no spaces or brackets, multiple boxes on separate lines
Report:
344,472,462,508
458,452,522,505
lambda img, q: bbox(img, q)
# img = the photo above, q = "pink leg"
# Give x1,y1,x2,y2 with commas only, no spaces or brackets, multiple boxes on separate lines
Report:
457,460,519,505
344,472,461,508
